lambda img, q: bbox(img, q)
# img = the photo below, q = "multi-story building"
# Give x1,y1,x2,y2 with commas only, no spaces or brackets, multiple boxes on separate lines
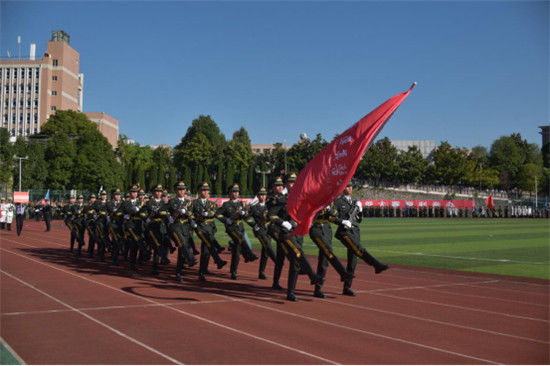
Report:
390,139,436,160
251,143,290,154
1,30,118,147
84,112,119,147
1,30,83,137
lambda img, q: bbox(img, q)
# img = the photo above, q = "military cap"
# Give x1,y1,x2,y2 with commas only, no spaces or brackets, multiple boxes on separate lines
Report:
273,176,284,186
0,197,5,202
153,184,163,192
229,183,240,192
138,189,145,196
162,189,168,196
199,181,210,191
257,187,268,195
174,181,187,190
89,194,96,199
129,184,139,192
286,172,298,183
99,190,107,195
111,188,121,195
77,194,84,199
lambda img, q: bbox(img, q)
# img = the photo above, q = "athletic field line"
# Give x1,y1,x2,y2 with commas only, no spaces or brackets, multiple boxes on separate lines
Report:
0,336,26,365
0,245,339,365
212,294,501,365
0,298,239,317
0,269,184,365
355,279,500,293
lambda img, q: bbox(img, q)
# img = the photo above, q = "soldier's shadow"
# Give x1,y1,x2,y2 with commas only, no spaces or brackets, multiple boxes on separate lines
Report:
18,247,285,304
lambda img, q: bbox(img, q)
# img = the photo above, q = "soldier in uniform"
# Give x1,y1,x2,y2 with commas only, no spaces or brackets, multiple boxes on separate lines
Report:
161,189,176,264
168,181,197,282
333,182,389,296
73,195,87,256
107,188,125,265
62,196,77,251
190,182,227,281
43,199,52,232
309,204,353,298
267,174,320,301
184,188,200,255
216,183,258,280
143,184,170,275
121,184,147,271
93,190,110,262
245,187,276,280
84,194,98,257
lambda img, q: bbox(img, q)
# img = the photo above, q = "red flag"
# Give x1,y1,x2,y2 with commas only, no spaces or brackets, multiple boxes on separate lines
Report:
287,83,416,236
485,195,494,211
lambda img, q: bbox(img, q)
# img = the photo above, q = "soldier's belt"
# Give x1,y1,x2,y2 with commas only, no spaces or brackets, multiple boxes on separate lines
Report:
177,218,189,223
152,218,163,222
314,219,329,224
99,211,107,215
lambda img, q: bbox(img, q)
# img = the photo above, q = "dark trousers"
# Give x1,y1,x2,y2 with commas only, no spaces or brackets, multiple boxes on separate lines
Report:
127,223,145,268
196,228,224,276
310,223,350,291
337,228,383,290
146,225,163,273
75,222,85,255
171,224,196,275
44,214,51,231
227,227,256,276
16,214,24,236
256,229,276,275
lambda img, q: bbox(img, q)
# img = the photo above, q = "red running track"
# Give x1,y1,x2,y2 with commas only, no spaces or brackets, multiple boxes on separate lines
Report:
1,221,548,364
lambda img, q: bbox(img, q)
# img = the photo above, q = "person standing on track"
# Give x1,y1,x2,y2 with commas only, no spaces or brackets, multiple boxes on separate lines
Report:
333,182,389,296
216,183,258,280
93,190,110,262
143,184,170,275
15,202,26,236
73,195,86,256
121,184,146,271
309,204,353,298
107,188,125,266
245,186,276,280
84,194,98,258
168,181,197,282
191,181,227,282
62,195,77,251
43,199,52,232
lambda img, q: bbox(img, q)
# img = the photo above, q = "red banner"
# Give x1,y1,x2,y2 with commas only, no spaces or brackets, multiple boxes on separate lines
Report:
13,191,29,204
287,84,416,236
361,199,475,209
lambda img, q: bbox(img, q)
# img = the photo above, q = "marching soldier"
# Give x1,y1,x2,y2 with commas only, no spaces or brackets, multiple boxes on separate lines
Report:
309,204,353,298
245,187,276,280
73,195,86,256
143,184,170,275
62,195,77,251
93,190,110,261
0,197,6,230
191,181,227,281
216,184,258,280
121,184,147,271
168,181,197,282
184,188,200,255
107,188,125,265
84,194,98,257
161,190,176,264
333,182,389,296
43,199,52,232
267,174,320,301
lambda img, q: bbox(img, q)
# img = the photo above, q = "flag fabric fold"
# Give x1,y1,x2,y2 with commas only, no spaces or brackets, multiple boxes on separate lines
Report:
485,195,494,211
287,84,416,236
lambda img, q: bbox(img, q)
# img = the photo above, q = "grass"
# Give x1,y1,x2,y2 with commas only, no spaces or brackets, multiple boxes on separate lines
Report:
212,219,550,280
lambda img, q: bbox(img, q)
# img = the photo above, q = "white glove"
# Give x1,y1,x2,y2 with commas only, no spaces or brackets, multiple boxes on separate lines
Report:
281,221,292,231
145,217,151,224
106,216,111,223
179,208,186,215
239,210,245,216
342,220,352,229
202,211,210,217
191,221,197,229
133,206,139,212
168,216,175,224
253,224,260,232
226,218,233,225
123,214,130,220
355,201,363,212
93,215,98,220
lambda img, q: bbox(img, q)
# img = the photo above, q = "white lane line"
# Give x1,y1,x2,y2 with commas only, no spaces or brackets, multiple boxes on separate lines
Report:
423,287,550,308
0,336,26,365
0,246,338,365
0,269,183,365
1,299,239,317
369,292,549,323
212,294,501,365
355,279,500,293
317,297,549,345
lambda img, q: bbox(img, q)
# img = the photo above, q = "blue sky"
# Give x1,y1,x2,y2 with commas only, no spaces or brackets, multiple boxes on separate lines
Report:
2,1,548,149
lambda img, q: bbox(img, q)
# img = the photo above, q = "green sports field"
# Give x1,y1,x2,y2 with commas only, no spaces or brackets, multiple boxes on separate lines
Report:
216,219,550,280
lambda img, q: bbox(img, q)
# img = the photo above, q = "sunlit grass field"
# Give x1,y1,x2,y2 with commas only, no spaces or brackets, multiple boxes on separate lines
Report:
214,219,550,279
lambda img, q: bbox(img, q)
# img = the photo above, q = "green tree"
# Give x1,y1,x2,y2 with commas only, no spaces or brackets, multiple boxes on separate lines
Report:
517,163,543,193
357,137,401,182
239,165,247,195
426,141,469,185
287,133,328,172
0,128,15,194
214,162,223,195
396,146,428,183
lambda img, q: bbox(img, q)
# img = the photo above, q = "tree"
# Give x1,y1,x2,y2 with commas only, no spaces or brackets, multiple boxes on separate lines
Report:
0,128,14,194
214,163,223,195
517,163,543,193
287,133,328,172
426,141,469,185
357,137,401,182
396,146,428,184
13,137,47,190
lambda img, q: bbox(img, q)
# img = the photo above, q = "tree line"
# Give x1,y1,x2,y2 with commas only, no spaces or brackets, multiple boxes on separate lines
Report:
0,110,548,197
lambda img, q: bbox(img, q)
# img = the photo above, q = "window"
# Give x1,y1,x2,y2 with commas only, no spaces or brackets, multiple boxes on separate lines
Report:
3,115,7,122
34,114,37,122
35,83,39,93
27,84,31,93
26,113,30,122
12,114,15,122
13,85,16,92
26,100,30,107
13,68,17,78
52,75,57,81
53,59,58,66
19,84,23,92
50,106,56,111
6,69,10,78
19,114,22,121
5,85,8,92
28,68,32,77
26,128,30,134
12,98,16,107
34,128,37,134
51,90,57,96
35,68,39,78
34,99,38,107
19,99,23,107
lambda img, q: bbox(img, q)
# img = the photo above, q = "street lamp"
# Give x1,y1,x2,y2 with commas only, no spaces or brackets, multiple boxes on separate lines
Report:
255,165,273,188
13,155,28,192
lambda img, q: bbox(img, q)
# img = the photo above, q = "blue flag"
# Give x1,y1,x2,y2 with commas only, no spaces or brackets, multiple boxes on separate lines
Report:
44,189,50,200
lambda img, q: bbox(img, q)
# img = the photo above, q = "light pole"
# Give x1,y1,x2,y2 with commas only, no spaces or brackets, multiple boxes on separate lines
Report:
13,155,28,191
283,140,288,174
255,165,273,188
